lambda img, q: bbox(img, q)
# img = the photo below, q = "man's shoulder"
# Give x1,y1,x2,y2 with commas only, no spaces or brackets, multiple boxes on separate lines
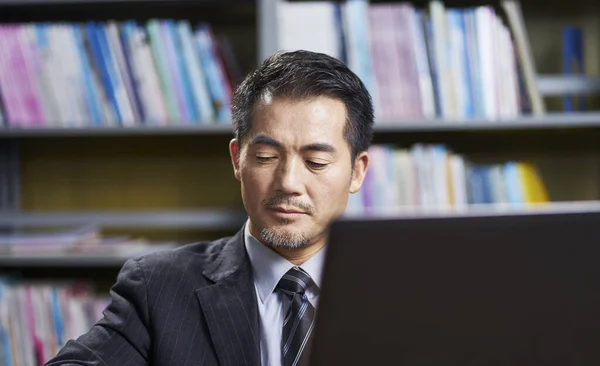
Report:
134,235,233,271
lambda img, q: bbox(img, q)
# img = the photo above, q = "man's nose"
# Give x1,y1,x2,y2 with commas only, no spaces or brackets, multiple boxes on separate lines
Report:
276,158,304,196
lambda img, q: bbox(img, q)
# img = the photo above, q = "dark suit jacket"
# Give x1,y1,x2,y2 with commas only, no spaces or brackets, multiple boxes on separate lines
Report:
45,226,261,366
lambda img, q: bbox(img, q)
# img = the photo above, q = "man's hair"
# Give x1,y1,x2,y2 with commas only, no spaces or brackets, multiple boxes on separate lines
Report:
231,50,374,162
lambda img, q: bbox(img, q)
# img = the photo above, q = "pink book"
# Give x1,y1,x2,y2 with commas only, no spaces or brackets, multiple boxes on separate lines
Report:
19,24,47,126
24,286,45,366
160,21,188,122
368,6,393,122
0,26,20,125
394,4,423,118
3,26,29,126
10,25,44,126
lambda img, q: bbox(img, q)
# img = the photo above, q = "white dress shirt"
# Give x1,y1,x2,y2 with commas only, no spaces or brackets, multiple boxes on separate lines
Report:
244,221,326,366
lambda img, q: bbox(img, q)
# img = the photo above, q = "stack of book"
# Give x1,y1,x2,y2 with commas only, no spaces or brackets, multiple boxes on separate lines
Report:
346,144,549,215
0,280,108,365
0,224,176,257
0,20,237,128
278,0,544,121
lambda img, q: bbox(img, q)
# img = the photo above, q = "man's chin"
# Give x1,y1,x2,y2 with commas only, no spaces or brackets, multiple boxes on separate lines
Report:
259,225,312,250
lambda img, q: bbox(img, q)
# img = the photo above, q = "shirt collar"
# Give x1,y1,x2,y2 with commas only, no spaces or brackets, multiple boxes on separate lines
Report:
243,220,326,304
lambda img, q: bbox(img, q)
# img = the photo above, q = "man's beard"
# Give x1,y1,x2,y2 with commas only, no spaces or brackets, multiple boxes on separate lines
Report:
260,223,312,249
259,194,315,249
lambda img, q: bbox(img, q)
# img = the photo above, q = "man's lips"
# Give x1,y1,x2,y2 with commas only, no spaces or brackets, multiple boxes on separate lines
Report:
269,206,308,214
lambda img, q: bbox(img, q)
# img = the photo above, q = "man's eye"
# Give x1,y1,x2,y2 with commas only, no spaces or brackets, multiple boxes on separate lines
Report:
306,161,328,170
256,156,275,163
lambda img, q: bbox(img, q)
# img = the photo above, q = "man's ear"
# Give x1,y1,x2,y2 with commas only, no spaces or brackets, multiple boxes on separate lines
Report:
349,151,369,194
229,138,241,181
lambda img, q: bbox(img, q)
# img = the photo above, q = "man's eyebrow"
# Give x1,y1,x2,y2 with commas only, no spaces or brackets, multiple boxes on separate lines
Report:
301,142,336,154
249,135,282,148
249,135,336,153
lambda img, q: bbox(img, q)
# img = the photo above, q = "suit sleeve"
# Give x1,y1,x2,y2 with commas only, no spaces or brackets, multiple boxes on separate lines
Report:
45,258,151,366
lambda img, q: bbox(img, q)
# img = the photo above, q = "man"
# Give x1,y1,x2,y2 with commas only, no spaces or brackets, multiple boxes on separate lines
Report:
46,49,373,366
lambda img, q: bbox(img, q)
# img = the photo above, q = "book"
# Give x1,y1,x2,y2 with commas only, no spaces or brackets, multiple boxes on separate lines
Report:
347,143,550,214
0,20,235,127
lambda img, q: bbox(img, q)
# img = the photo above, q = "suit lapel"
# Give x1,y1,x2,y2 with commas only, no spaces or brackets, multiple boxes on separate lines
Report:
196,227,261,366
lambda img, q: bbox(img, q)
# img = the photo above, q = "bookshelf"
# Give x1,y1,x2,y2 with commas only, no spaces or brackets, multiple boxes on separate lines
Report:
0,0,599,362
0,0,597,246
2,111,600,137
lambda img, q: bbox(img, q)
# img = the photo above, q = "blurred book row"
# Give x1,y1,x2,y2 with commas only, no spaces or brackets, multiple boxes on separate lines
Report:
0,20,238,128
0,225,175,256
346,144,549,215
0,280,107,365
279,0,544,121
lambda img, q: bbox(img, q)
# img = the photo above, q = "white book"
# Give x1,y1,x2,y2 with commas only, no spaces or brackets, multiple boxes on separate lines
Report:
449,154,468,207
429,1,456,119
177,21,215,123
503,24,521,117
447,10,468,119
475,7,498,120
394,149,416,207
411,144,434,208
431,145,450,208
106,22,136,126
501,0,546,115
409,8,436,119
128,24,168,124
24,25,59,124
62,25,92,126
107,22,141,125
278,2,340,59
47,25,74,126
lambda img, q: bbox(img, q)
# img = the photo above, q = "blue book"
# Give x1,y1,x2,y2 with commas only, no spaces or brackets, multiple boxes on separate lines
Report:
96,23,128,124
72,24,103,125
0,280,13,366
458,10,474,118
464,9,483,118
84,22,121,123
120,21,146,123
562,26,585,112
480,166,493,204
50,288,65,347
167,20,198,123
503,162,524,204
467,166,485,204
424,16,442,118
195,24,231,123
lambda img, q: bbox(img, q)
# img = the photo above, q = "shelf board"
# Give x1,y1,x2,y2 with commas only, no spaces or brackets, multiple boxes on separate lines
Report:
0,209,247,229
0,244,176,267
374,112,600,132
0,0,252,5
0,123,235,137
2,113,600,137
342,200,600,221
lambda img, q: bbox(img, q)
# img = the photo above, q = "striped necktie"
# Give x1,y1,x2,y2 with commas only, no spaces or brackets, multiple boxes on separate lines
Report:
276,267,316,366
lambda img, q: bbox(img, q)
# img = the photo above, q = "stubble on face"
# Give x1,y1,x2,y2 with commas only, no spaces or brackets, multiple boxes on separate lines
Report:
258,193,316,249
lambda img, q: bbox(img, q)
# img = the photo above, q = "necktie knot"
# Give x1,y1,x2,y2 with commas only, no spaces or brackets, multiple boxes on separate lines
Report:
276,267,314,297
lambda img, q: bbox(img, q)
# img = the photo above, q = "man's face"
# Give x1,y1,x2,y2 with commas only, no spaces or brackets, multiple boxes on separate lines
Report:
230,96,368,250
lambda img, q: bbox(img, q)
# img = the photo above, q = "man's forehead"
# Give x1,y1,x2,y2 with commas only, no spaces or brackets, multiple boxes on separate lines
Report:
252,98,345,132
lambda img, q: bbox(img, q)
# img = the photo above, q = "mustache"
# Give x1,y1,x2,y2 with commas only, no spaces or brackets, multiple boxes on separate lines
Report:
262,195,315,215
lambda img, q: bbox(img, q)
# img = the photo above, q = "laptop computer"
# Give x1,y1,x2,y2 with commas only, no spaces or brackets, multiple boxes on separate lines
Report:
310,204,600,365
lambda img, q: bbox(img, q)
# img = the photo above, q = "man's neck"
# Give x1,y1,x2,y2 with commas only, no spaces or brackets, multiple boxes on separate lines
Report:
248,222,327,265
268,241,326,266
